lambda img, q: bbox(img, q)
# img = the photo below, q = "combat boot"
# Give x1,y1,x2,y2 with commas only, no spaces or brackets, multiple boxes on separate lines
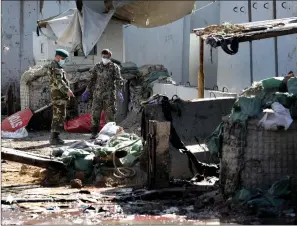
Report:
56,132,65,144
49,132,65,145
90,126,99,140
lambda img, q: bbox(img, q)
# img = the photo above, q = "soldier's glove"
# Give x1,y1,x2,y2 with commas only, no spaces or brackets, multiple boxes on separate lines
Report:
82,90,89,103
117,91,124,104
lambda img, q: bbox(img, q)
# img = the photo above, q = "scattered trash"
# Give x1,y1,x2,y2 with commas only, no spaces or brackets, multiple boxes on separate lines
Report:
70,179,83,189
1,127,28,139
83,205,96,213
5,195,14,204
95,122,119,145
46,206,60,211
163,207,179,214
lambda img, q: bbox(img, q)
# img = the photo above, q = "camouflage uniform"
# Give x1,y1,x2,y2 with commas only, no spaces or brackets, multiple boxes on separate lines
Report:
87,62,123,128
47,61,71,132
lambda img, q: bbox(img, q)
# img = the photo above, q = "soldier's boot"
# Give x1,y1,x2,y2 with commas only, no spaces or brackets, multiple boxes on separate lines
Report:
90,126,99,140
56,132,65,144
49,132,65,145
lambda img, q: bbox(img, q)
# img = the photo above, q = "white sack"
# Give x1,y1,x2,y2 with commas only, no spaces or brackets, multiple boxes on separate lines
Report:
258,102,293,131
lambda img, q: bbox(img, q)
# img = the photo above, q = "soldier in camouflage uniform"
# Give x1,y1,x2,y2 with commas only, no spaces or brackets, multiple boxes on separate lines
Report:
82,49,124,139
48,49,74,145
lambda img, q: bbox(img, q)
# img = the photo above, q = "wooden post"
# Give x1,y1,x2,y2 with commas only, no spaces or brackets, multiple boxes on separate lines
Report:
147,120,171,189
198,37,204,98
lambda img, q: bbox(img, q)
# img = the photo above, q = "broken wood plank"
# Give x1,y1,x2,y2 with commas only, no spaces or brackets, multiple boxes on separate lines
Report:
1,147,66,171
193,17,297,33
227,24,297,43
1,197,78,204
194,17,297,43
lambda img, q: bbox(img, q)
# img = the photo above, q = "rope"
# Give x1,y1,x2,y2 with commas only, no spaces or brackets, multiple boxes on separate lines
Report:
191,1,216,14
112,138,142,179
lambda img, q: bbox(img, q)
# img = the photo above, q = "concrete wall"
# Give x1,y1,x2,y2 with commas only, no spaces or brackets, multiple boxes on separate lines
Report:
123,1,220,86
33,19,124,66
2,0,76,106
153,83,237,100
143,97,236,179
124,1,297,94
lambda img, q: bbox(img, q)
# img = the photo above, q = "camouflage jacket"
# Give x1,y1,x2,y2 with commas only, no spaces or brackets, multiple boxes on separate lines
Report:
47,61,71,102
87,62,123,97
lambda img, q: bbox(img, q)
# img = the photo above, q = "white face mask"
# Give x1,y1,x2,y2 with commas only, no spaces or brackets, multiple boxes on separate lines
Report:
102,58,111,65
58,59,65,66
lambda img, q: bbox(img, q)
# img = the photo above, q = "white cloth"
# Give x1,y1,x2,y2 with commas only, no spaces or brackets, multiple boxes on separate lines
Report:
259,102,293,130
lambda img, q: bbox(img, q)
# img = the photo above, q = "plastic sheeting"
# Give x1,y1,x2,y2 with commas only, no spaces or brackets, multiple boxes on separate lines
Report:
38,1,195,56
258,102,293,130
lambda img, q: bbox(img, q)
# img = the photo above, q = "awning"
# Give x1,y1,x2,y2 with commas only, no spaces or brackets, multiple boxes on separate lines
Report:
37,0,195,56
81,0,196,28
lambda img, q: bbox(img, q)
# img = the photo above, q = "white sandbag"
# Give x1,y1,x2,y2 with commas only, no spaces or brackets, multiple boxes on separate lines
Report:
2,127,28,139
258,102,293,131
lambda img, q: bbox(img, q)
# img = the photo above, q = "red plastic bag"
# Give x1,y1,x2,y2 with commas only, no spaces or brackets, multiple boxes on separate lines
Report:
64,112,105,133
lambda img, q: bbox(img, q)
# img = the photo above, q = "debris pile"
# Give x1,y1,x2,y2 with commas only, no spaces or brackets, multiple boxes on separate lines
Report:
121,62,175,112
195,22,247,37
49,122,145,188
207,74,297,159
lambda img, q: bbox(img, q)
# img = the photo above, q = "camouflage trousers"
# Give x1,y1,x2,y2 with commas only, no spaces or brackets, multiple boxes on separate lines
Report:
51,100,66,133
91,95,116,128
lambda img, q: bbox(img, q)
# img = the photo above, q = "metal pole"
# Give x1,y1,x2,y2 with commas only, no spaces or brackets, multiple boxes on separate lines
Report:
198,37,204,98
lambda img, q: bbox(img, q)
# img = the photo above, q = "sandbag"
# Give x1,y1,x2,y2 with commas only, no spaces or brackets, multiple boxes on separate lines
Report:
261,77,283,92
272,92,295,108
206,122,223,158
230,96,262,122
287,77,297,96
74,154,94,172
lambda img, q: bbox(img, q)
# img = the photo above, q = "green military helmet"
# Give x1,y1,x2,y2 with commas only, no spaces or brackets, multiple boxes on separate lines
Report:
56,49,69,58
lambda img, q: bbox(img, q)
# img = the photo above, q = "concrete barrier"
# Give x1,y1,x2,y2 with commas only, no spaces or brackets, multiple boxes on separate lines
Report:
153,83,238,100
142,97,236,179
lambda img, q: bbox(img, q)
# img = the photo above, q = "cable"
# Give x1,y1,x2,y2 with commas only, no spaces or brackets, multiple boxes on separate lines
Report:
191,1,216,14
112,138,142,179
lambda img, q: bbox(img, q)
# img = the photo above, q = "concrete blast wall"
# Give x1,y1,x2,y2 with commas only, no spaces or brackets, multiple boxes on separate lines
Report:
142,97,236,179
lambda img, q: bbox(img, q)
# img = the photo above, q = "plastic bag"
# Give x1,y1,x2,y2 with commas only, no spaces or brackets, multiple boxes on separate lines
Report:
64,113,105,133
96,122,119,144
258,102,293,130
1,127,28,139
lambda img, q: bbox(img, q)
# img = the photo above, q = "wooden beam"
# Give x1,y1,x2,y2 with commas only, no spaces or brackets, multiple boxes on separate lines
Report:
1,147,66,171
198,37,204,98
231,25,297,43
193,19,297,44
193,17,297,33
